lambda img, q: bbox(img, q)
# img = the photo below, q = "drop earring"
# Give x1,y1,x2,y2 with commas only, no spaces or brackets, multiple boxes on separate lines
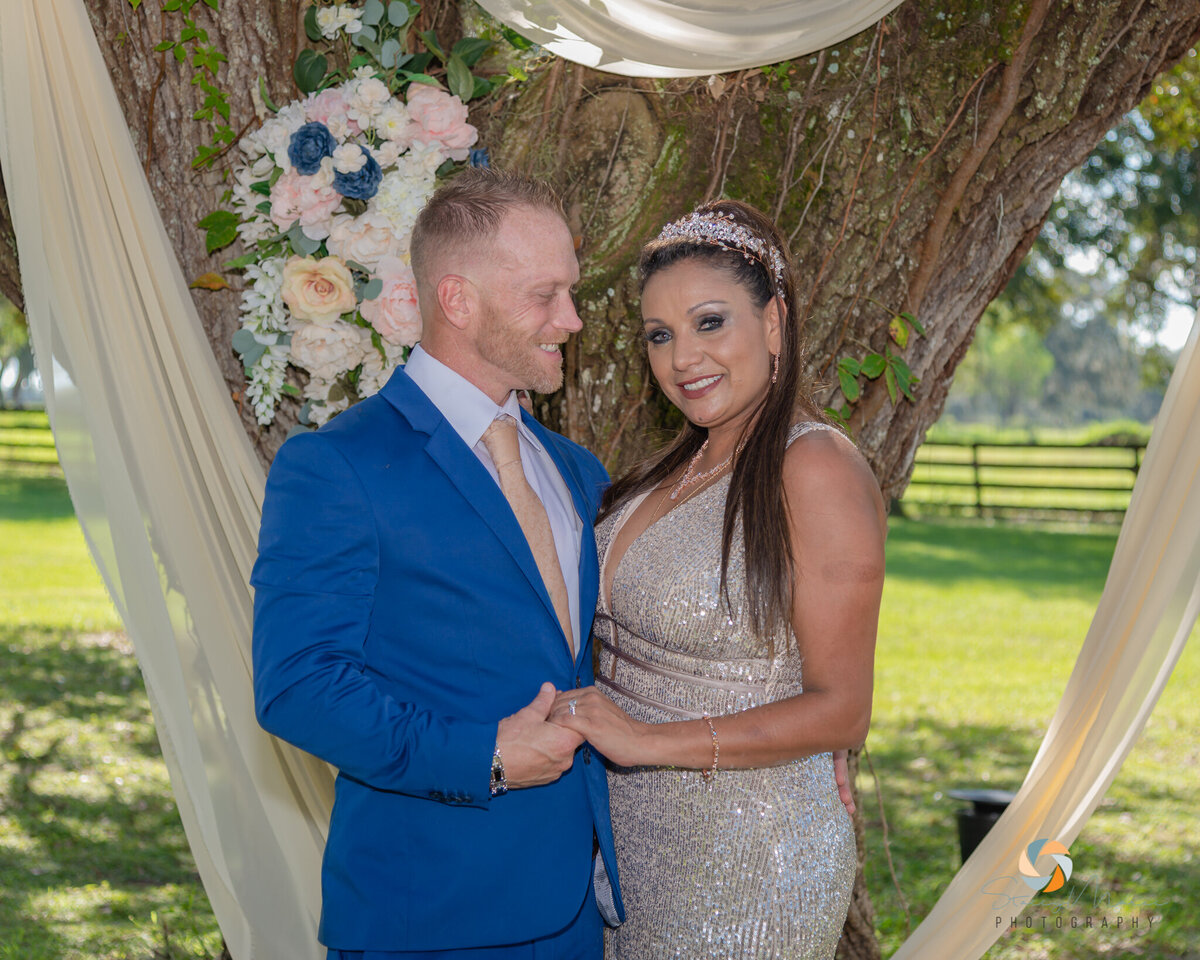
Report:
771,352,779,384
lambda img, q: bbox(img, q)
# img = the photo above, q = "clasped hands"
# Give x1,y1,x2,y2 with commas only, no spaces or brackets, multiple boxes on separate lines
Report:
498,683,856,816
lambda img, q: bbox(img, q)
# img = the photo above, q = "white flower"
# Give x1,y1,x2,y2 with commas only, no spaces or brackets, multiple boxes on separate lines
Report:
316,5,363,39
373,165,438,251
374,102,414,143
346,76,391,128
290,322,371,381
256,103,307,171
358,339,407,397
326,211,403,271
372,141,406,168
333,143,368,174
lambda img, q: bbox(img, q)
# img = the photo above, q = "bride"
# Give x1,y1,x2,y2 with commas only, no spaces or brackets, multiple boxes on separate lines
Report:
553,199,886,958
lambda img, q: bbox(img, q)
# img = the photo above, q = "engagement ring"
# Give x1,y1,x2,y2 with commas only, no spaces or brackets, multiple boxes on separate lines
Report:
568,699,577,716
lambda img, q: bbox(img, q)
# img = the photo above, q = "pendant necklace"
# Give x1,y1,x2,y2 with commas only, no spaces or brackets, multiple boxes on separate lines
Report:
669,436,745,501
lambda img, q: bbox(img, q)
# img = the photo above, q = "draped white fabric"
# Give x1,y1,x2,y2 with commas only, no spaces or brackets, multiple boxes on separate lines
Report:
0,2,1195,959
474,0,906,77
0,3,331,959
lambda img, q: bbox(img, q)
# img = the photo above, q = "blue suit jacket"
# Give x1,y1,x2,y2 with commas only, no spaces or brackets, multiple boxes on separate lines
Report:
251,368,624,951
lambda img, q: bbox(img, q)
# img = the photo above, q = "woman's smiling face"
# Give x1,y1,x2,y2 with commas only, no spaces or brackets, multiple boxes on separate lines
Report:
640,258,782,434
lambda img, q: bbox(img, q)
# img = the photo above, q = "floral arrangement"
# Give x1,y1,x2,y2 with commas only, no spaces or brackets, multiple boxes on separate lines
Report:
212,0,504,427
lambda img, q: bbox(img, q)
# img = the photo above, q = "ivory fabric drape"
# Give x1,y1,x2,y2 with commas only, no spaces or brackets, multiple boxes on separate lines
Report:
0,3,331,959
472,0,907,77
0,1,1195,959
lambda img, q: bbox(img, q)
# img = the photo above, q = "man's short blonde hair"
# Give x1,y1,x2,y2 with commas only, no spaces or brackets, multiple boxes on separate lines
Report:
410,167,566,298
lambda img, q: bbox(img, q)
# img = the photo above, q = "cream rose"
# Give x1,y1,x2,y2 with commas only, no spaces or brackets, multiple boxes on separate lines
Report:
280,256,358,325
360,256,422,347
290,322,370,381
326,212,402,272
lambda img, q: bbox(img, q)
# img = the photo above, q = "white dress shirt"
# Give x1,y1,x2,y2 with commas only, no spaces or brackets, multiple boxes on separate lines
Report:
403,344,584,653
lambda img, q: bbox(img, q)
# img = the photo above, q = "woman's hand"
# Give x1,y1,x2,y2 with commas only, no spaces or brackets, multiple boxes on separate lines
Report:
550,687,654,767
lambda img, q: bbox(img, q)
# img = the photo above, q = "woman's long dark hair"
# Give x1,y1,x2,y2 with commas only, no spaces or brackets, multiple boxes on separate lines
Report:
600,199,823,653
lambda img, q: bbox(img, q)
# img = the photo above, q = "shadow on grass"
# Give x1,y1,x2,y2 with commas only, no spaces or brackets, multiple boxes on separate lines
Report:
863,715,1197,956
0,475,76,523
885,518,1118,598
0,626,209,956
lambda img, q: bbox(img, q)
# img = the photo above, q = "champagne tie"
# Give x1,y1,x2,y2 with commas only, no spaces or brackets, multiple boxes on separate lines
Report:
481,415,575,656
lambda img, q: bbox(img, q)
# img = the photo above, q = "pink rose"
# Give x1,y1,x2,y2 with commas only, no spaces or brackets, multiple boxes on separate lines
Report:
280,256,358,325
270,168,342,240
305,87,361,137
360,256,422,346
406,85,478,162
290,323,370,382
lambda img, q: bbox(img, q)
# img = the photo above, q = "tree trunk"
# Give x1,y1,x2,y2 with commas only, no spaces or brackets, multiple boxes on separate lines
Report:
1,1,1199,956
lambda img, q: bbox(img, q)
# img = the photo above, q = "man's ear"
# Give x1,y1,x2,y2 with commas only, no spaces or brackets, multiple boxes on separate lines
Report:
437,274,475,330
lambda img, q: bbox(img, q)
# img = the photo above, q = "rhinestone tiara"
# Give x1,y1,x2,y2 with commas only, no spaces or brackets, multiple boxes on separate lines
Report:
653,211,788,288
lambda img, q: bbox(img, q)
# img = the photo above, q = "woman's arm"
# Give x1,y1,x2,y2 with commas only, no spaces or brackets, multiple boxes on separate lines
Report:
551,428,886,771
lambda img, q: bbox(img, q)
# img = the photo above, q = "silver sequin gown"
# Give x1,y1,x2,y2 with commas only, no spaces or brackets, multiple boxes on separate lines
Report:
596,422,857,960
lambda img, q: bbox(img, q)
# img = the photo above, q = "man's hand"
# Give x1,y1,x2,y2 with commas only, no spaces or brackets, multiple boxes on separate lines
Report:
497,682,585,789
833,749,856,816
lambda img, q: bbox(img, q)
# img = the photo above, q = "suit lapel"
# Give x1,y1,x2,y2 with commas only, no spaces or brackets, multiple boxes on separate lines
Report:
383,370,565,647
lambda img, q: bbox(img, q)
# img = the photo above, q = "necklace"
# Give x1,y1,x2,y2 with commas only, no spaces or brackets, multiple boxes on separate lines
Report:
669,436,743,500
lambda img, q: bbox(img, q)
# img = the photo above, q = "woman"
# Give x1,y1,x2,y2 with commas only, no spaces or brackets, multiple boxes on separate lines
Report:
551,200,887,958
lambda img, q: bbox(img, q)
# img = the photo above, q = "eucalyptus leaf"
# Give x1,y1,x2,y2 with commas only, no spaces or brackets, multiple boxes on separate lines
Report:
360,277,384,301
380,38,403,69
361,0,385,26
298,401,314,426
231,328,259,356
287,223,321,255
353,24,379,45
388,0,414,27
287,422,315,438
446,55,473,102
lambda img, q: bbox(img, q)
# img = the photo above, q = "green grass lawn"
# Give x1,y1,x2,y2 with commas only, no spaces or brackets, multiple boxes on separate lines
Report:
867,519,1198,959
1,409,1196,958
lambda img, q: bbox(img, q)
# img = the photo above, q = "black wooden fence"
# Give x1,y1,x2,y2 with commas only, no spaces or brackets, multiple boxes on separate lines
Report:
900,440,1146,517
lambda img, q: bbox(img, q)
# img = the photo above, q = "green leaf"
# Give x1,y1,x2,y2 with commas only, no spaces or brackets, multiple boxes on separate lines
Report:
446,55,473,102
153,40,175,53
304,4,323,42
501,25,533,51
860,353,886,379
352,30,381,57
408,51,434,72
884,364,897,404
823,406,849,432
889,314,910,349
359,277,384,301
891,356,916,401
401,72,439,87
419,29,445,61
361,0,386,26
256,200,272,215
452,37,493,67
249,180,272,197
901,311,926,337
293,49,328,94
223,251,260,270
837,356,861,377
202,0,218,9
233,330,267,367
127,0,143,9
281,383,302,398
837,368,860,403
380,37,403,69
472,76,493,100
197,209,239,253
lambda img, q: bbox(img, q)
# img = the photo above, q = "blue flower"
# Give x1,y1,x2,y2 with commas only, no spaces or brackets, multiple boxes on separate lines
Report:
287,122,337,175
333,151,383,200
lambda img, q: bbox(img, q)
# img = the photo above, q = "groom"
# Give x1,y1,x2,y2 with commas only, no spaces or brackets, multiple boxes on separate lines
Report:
252,168,621,957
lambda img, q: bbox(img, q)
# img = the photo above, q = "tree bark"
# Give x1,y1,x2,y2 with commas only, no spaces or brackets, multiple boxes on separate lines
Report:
0,1,1198,956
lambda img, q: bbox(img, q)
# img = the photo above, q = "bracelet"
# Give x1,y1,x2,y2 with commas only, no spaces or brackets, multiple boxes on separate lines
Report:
700,713,719,783
490,746,507,797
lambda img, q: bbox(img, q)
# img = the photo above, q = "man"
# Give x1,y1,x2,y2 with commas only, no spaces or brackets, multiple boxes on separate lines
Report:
252,168,620,958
